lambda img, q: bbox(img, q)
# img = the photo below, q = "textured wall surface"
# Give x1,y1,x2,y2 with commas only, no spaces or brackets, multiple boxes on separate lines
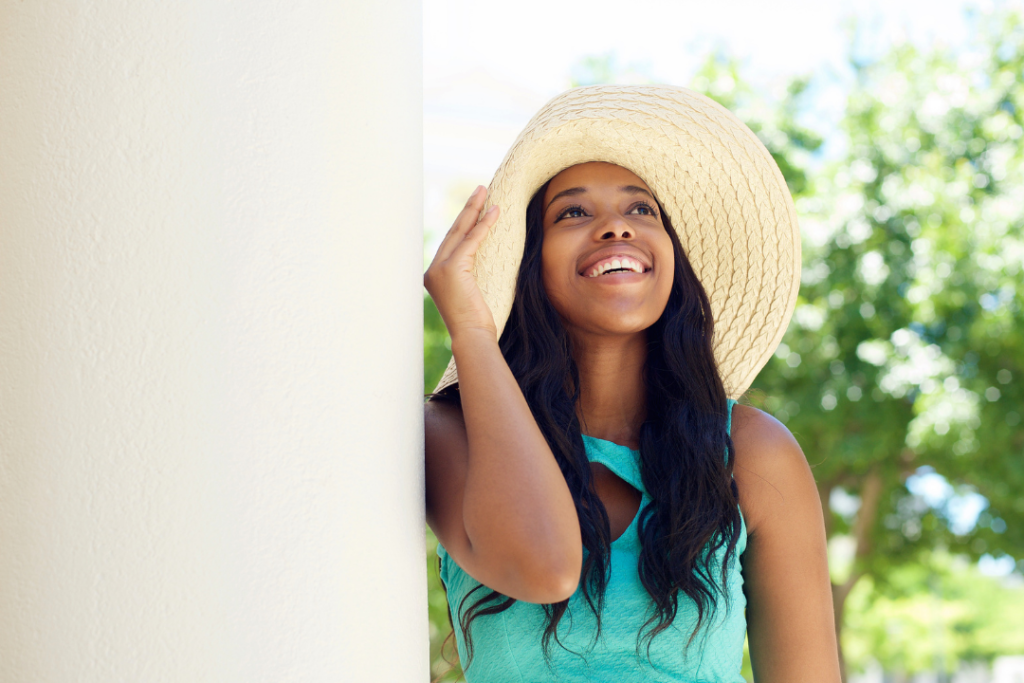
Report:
0,1,424,680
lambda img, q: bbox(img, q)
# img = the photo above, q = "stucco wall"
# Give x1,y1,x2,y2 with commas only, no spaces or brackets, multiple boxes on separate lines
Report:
0,1,425,680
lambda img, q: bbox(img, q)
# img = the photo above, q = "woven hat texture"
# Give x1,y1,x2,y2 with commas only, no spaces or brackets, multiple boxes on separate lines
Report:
434,84,801,399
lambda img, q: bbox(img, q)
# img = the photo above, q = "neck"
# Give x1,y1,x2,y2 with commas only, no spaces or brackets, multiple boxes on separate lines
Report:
571,330,647,449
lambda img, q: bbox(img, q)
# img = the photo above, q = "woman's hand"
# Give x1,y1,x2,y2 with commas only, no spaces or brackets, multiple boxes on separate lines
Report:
423,186,501,339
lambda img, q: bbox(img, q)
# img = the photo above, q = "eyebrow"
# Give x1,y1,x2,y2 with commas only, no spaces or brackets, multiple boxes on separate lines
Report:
544,185,654,214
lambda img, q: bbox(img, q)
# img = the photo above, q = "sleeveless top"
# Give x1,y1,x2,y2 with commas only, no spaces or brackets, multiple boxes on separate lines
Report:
436,399,747,682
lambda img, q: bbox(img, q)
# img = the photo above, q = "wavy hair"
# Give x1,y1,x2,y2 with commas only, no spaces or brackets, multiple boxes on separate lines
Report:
427,177,742,677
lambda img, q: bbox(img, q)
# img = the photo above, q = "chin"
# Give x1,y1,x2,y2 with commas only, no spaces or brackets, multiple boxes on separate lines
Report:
577,314,658,337
551,297,665,337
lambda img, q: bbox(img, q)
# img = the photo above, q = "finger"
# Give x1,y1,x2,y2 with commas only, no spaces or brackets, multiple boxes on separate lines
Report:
463,204,500,246
433,186,489,263
449,205,500,262
471,204,500,237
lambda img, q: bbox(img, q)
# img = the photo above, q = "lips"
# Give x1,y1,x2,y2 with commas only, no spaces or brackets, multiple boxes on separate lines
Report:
577,247,652,278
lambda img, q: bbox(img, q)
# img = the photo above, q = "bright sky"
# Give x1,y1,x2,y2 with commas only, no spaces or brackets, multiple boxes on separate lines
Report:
423,0,1005,248
426,0,976,94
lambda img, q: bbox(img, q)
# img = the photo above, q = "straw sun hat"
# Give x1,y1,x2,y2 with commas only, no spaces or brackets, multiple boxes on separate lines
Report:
434,84,801,400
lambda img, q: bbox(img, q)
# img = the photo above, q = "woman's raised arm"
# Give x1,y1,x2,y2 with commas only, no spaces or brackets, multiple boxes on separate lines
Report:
423,187,582,604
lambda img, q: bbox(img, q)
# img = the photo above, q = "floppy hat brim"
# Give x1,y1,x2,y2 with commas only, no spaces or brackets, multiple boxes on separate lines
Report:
433,85,801,400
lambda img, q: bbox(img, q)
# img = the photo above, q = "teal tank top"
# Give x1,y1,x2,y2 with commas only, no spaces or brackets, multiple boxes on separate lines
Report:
436,399,747,682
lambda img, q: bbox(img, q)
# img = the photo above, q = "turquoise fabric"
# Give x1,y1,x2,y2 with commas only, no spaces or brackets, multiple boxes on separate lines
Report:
436,399,747,682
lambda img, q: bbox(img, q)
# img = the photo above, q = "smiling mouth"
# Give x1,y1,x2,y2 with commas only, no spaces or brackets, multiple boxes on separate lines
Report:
581,256,651,278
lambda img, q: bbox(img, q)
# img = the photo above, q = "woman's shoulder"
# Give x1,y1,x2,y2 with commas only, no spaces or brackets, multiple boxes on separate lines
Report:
729,403,802,458
728,403,819,537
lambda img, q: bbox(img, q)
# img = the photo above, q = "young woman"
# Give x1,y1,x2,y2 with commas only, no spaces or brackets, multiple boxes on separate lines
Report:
424,86,840,682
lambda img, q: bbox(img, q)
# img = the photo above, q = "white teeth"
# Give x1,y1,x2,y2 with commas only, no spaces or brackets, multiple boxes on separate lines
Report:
585,256,646,277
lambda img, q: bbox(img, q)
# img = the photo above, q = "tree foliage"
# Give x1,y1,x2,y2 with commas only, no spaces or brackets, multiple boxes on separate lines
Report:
741,7,1024,676
751,7,1024,574
843,554,1024,675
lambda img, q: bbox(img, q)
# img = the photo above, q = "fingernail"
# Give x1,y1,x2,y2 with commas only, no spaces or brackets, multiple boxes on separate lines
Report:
486,205,498,215
470,186,483,199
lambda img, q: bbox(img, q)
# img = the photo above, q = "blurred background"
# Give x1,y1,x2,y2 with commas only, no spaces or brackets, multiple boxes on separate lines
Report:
421,1,1024,681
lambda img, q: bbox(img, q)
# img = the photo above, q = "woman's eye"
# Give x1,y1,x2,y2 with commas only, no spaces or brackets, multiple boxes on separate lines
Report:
629,202,657,216
557,205,586,220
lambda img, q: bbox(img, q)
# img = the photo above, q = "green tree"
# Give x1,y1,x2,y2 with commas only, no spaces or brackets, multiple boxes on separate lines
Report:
748,8,1024,679
842,552,1024,675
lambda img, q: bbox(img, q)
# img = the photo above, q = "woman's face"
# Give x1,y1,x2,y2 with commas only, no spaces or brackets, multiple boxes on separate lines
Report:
540,161,675,339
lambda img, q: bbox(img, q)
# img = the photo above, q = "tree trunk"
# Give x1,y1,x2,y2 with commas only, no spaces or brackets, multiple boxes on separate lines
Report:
832,470,884,683
818,481,835,539
832,575,861,683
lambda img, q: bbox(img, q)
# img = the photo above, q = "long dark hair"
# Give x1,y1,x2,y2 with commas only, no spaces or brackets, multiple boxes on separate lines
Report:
427,176,742,676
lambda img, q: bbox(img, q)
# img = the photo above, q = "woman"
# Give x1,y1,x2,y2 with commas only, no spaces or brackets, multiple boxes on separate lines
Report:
424,86,840,682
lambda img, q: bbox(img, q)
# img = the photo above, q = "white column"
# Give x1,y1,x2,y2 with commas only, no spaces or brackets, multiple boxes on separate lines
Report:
0,2,425,681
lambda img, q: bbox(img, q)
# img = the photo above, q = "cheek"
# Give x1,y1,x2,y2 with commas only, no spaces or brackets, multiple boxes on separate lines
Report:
540,236,571,292
539,237,584,322
654,235,676,303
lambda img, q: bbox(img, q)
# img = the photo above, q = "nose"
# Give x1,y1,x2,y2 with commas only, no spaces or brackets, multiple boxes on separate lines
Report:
594,215,634,240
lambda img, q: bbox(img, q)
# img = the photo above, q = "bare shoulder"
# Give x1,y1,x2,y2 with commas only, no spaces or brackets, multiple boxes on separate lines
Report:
729,404,820,536
729,404,805,472
729,404,840,681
